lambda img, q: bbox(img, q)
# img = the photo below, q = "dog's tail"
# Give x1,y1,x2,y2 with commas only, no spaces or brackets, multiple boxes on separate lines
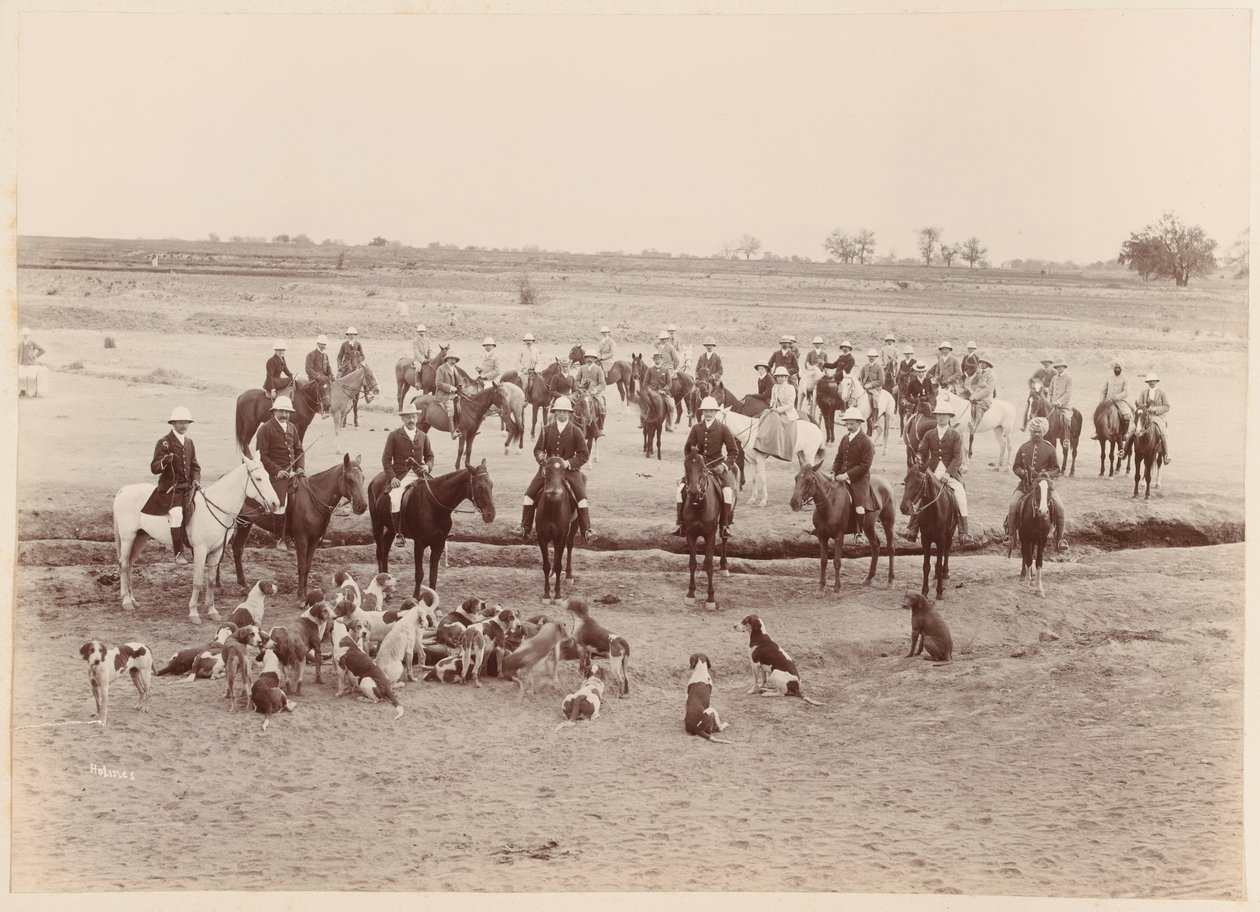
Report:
555,719,575,731
700,733,736,744
416,586,439,612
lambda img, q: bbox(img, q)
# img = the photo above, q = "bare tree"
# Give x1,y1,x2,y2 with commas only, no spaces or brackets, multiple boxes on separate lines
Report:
940,244,957,267
961,236,987,268
823,229,856,263
918,227,942,266
737,235,762,260
1225,228,1249,277
855,229,876,265
719,240,738,260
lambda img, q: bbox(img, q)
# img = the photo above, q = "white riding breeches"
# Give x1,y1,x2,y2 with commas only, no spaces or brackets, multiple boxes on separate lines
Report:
388,471,418,512
168,506,183,528
942,476,968,516
524,493,588,509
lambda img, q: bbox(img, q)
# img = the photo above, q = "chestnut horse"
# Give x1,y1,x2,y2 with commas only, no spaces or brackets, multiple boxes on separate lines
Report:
790,456,894,594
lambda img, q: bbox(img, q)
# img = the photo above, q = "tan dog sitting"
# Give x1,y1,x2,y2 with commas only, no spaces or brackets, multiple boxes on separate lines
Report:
905,592,953,662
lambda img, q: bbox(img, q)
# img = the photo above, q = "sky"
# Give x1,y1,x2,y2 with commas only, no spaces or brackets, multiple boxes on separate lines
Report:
15,7,1252,264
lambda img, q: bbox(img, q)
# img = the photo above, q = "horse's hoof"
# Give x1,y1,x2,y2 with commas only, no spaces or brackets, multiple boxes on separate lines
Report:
705,601,717,611
207,608,220,621
189,614,203,626
721,569,730,578
685,596,696,605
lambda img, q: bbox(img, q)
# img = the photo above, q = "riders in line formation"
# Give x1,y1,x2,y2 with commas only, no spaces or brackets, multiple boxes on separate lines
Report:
138,323,1171,563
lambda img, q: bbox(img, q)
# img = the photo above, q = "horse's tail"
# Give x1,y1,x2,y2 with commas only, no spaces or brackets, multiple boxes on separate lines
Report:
235,394,254,458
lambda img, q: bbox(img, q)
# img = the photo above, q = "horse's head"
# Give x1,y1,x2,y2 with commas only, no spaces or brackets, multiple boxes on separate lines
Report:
242,455,282,512
341,453,368,515
568,345,585,365
432,344,449,366
469,459,495,523
789,451,826,512
683,450,710,503
541,455,568,492
900,461,927,516
1034,473,1051,517
362,365,380,404
313,377,333,416
1134,406,1149,431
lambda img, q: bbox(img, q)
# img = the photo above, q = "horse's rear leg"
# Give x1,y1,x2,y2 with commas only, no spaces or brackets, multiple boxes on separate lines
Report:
686,537,698,602
816,537,829,593
883,516,895,583
833,536,844,593
428,542,444,591
231,523,253,590
119,531,145,610
565,528,577,580
936,549,948,601
921,547,931,597
540,544,553,602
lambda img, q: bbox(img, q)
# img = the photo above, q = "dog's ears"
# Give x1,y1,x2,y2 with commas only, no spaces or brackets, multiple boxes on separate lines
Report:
262,580,277,596
689,653,700,668
79,641,96,660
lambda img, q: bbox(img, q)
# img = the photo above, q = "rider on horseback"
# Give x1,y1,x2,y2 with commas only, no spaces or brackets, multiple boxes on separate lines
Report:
1124,372,1171,464
905,361,935,416
805,337,829,374
383,401,434,550
305,335,332,385
928,341,962,393
264,341,293,400
144,406,201,564
859,349,885,429
754,361,773,402
769,335,800,386
435,351,463,440
905,399,970,541
518,332,543,382
477,337,501,389
338,327,366,427
1022,356,1057,431
961,341,979,379
598,326,615,371
647,352,673,432
672,396,739,539
825,340,854,380
695,337,723,389
411,324,433,369
1048,356,1073,427
656,330,681,379
1093,358,1132,441
960,352,995,426
1003,416,1065,550
830,406,877,530
256,396,306,552
576,349,608,438
880,333,899,373
519,396,595,542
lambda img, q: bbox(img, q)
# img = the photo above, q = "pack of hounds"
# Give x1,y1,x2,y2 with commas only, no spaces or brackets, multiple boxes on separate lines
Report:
81,573,951,735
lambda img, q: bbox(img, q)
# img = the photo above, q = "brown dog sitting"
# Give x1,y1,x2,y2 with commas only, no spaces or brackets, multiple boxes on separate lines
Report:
905,592,953,662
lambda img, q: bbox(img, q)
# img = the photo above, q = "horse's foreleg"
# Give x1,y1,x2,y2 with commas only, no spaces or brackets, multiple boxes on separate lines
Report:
686,536,698,601
428,542,444,591
231,522,252,589
119,532,141,610
832,534,843,593
864,516,879,583
921,545,931,597
565,529,575,580
540,542,552,601
704,536,716,608
816,536,828,593
188,553,206,624
883,516,895,583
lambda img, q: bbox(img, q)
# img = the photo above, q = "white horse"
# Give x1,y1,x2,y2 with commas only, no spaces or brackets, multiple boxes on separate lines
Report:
330,365,379,453
113,457,280,625
838,375,897,453
797,362,823,419
932,389,1017,469
719,408,826,507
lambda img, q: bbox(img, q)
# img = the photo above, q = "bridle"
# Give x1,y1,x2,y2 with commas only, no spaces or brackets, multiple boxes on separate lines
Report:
906,465,950,517
203,463,277,531
413,464,492,518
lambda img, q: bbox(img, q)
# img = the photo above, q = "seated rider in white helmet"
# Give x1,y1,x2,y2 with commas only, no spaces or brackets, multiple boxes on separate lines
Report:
264,341,293,400
518,396,595,542
140,406,202,564
672,396,739,539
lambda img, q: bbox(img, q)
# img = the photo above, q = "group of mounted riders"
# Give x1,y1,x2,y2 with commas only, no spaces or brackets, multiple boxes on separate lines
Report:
136,315,1171,565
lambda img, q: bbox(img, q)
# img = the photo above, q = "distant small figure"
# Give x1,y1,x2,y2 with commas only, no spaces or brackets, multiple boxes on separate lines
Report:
17,327,47,397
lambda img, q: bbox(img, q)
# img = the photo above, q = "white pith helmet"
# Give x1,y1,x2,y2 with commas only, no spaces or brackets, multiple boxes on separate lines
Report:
274,340,287,350
345,326,358,335
271,396,295,412
482,337,496,347
552,396,574,412
523,332,536,342
842,407,864,423
699,396,720,411
316,334,328,345
168,406,194,423
773,366,789,377
415,324,428,333
658,330,671,340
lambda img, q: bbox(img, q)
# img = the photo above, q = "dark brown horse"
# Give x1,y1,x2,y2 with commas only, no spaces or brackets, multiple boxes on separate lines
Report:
223,454,368,600
790,456,894,593
1029,396,1082,476
681,450,729,609
670,371,696,427
606,359,636,403
367,460,496,596
636,385,668,459
902,409,937,469
815,376,845,443
1093,401,1131,478
501,360,571,438
535,456,578,603
900,462,958,600
686,373,738,417
234,377,331,458
569,388,603,465
409,384,502,469
1129,406,1165,500
1011,472,1054,597
394,344,450,410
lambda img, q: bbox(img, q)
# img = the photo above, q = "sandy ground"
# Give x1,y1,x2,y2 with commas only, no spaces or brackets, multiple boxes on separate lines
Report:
10,247,1248,897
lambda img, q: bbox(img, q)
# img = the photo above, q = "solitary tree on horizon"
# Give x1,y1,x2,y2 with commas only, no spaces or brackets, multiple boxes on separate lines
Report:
918,226,942,266
1118,212,1216,286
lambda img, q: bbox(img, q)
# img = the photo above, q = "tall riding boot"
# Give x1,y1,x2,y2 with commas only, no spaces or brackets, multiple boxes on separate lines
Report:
171,527,188,565
903,514,919,542
721,502,734,538
392,511,405,548
671,501,685,536
578,507,595,542
276,507,289,552
449,405,460,440
519,504,535,540
957,515,969,540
